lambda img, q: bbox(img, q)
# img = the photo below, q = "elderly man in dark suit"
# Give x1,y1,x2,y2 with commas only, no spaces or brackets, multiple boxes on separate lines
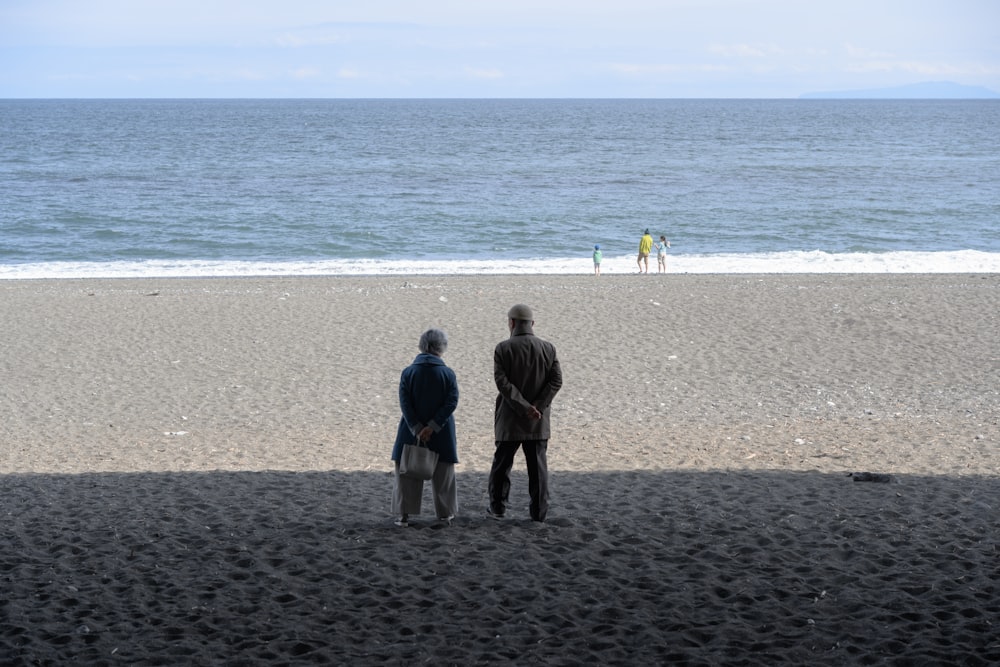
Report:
488,304,563,522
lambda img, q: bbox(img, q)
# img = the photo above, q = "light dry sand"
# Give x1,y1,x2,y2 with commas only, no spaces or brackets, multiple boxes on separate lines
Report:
2,274,998,665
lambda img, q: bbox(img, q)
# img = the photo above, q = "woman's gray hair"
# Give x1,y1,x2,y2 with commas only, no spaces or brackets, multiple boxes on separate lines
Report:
418,328,449,356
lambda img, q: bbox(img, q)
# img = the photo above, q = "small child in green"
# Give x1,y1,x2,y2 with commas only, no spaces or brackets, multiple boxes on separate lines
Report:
593,244,603,276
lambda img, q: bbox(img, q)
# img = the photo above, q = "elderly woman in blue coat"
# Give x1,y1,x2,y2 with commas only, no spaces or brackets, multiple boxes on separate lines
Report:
391,328,460,527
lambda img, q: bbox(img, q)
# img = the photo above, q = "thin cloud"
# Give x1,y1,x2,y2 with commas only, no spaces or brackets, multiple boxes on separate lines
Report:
608,63,731,74
464,66,505,80
290,67,322,80
232,68,270,82
271,22,420,48
844,43,896,60
274,32,346,48
709,43,787,58
847,61,969,76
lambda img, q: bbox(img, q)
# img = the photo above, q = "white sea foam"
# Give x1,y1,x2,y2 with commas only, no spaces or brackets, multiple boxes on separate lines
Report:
1,251,998,280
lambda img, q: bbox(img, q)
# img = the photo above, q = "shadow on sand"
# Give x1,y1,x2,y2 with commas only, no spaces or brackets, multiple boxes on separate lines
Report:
2,469,997,666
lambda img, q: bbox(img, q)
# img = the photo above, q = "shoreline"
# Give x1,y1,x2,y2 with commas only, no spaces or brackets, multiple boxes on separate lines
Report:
3,247,1000,280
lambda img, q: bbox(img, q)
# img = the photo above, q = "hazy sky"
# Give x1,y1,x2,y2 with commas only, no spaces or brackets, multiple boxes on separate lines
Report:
2,0,998,98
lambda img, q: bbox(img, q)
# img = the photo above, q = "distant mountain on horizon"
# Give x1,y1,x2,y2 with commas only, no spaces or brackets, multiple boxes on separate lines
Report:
800,81,1000,99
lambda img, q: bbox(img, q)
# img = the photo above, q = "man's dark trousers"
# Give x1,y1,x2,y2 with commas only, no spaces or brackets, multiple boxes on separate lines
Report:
488,440,549,522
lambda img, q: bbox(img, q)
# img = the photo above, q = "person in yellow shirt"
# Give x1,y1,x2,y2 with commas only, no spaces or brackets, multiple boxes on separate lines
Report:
637,229,654,273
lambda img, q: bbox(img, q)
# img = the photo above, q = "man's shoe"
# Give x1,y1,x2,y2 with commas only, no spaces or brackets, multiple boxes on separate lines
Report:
486,508,505,521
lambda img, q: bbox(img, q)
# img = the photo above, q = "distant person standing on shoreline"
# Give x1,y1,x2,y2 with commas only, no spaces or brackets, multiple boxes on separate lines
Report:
593,244,602,276
654,235,670,273
637,229,653,273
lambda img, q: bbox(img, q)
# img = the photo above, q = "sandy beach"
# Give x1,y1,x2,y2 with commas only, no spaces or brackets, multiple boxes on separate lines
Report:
2,273,998,665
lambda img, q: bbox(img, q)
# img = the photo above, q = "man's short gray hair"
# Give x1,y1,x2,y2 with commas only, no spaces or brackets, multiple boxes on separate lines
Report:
419,328,449,355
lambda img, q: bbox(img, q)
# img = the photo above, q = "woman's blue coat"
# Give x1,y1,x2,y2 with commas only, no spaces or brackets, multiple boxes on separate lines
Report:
391,353,459,464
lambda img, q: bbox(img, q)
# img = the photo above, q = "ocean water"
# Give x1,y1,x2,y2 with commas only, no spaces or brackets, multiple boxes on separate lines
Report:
1,99,998,278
